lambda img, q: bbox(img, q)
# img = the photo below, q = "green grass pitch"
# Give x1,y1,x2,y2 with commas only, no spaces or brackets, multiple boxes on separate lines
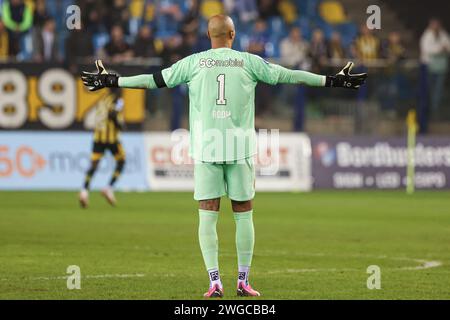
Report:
0,191,449,300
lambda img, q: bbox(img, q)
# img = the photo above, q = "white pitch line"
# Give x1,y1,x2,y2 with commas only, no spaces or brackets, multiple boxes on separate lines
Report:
32,273,145,281
2,254,443,282
264,267,359,274
0,273,185,282
396,260,443,271
252,252,443,274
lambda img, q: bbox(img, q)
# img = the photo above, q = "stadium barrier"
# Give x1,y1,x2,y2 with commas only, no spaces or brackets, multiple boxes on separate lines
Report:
3,132,449,191
311,136,450,189
0,131,312,191
0,64,150,131
144,131,312,192
0,131,148,190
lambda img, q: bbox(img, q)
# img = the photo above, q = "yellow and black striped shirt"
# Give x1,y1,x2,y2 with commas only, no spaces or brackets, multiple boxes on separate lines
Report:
93,95,124,144
354,35,380,62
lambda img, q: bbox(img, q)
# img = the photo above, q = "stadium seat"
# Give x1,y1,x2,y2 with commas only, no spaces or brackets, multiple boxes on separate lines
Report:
278,0,298,24
268,16,285,36
130,0,144,18
200,0,224,20
335,22,357,47
294,17,312,40
144,2,156,22
92,32,110,52
239,34,250,52
295,0,319,18
314,17,334,39
319,0,347,24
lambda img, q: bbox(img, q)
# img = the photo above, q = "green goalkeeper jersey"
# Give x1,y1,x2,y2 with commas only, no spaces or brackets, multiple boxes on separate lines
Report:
119,47,326,162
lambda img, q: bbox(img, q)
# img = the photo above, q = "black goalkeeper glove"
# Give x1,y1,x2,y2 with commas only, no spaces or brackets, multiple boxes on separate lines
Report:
326,61,367,89
81,60,119,91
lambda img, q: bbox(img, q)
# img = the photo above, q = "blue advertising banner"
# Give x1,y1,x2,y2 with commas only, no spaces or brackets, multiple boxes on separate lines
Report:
0,132,148,190
311,136,450,189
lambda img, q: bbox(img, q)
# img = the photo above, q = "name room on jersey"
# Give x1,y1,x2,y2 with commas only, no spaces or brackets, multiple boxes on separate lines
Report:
198,57,245,120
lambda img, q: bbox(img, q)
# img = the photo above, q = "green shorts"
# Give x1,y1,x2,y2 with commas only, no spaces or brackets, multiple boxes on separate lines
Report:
194,157,255,201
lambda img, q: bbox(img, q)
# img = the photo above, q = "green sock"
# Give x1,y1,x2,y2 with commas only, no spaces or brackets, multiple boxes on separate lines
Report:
234,210,255,268
198,209,219,271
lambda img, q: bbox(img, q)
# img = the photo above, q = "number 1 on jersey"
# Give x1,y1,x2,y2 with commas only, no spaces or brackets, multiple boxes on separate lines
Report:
216,74,226,105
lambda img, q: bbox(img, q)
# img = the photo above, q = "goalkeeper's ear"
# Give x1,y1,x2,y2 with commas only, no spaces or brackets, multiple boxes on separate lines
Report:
95,60,109,75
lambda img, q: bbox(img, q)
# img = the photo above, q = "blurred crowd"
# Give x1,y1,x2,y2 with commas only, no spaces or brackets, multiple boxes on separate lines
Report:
1,0,449,122
0,0,410,71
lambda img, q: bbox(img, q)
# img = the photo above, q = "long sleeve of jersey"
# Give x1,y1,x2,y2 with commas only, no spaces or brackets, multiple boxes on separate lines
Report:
247,53,326,87
118,74,158,89
118,56,192,89
271,64,326,86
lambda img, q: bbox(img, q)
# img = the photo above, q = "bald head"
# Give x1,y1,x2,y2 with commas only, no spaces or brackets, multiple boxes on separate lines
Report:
207,15,235,47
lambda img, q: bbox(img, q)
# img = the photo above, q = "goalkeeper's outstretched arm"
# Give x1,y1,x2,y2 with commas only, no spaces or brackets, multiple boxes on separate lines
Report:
250,56,367,90
82,59,367,92
81,60,167,91
118,73,166,89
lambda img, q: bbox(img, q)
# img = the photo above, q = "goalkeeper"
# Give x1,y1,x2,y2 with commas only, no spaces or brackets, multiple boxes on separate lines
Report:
81,15,367,298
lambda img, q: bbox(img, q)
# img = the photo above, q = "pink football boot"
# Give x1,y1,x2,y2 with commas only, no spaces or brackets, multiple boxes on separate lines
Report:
237,282,261,297
204,284,224,298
